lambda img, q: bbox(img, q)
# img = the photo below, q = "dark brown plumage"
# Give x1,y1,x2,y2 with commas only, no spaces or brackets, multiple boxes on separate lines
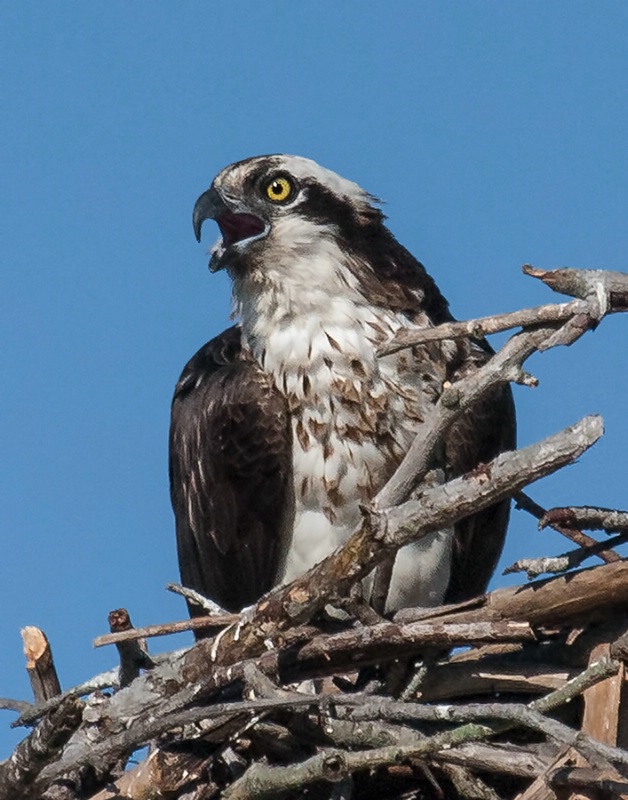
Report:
170,327,294,614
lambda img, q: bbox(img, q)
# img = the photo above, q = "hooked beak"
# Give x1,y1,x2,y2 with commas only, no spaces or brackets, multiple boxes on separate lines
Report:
193,186,267,269
193,186,224,243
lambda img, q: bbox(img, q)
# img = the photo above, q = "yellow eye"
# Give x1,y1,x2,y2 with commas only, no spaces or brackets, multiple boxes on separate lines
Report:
265,176,293,203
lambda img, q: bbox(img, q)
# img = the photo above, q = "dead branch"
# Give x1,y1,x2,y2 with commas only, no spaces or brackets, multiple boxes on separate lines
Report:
431,742,558,779
0,698,33,715
21,627,61,705
93,611,238,649
166,581,232,614
522,264,628,305
549,765,628,795
0,698,82,800
12,668,119,728
377,297,584,356
395,559,628,628
503,532,628,578
540,505,628,534
379,263,628,359
515,490,621,563
376,324,556,509
224,662,626,800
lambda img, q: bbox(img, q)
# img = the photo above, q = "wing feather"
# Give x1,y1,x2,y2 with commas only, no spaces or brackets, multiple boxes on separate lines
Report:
169,326,294,614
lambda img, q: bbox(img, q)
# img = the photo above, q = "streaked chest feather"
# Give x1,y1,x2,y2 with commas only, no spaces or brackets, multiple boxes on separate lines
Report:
234,245,456,605
236,252,450,527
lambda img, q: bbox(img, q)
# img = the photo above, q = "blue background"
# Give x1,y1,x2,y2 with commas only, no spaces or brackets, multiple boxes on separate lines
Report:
2,3,627,756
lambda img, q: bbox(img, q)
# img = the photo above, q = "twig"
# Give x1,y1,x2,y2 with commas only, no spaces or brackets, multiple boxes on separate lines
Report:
376,325,557,510
378,298,584,356
13,668,119,728
377,266,626,509
503,532,628,578
514,490,620,563
540,505,628,534
93,612,238,648
36,694,333,786
293,620,535,668
0,698,33,714
396,560,628,630
532,656,619,713
370,554,395,615
430,742,556,778
166,581,230,614
336,658,618,728
379,264,628,361
522,264,628,306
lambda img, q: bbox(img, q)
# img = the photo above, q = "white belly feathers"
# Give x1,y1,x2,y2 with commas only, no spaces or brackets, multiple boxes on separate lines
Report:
243,298,453,611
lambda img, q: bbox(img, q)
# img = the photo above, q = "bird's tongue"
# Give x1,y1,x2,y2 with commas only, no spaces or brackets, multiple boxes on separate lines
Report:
217,211,265,247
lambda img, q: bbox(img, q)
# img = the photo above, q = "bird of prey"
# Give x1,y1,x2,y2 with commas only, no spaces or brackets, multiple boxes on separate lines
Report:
169,155,516,619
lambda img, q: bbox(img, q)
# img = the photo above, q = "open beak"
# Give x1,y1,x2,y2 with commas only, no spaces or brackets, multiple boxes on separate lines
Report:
193,187,266,246
193,187,267,273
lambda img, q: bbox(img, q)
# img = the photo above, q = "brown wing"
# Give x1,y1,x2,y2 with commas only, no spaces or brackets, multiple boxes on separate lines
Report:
443,340,517,602
169,325,294,615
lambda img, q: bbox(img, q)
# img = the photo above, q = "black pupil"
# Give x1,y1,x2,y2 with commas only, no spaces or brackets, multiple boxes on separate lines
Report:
271,181,284,195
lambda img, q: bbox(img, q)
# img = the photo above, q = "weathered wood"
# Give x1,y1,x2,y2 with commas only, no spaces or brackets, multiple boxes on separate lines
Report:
417,661,574,703
108,608,155,687
566,644,628,800
581,643,624,747
93,611,239,648
21,626,61,704
550,766,628,797
0,698,82,800
86,746,214,800
513,749,572,800
396,560,628,629
515,491,621,564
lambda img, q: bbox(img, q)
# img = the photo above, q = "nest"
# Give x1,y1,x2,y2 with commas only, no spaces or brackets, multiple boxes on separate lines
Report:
3,264,628,800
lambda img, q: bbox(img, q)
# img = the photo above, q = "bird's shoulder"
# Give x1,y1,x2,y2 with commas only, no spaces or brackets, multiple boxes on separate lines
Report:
172,325,248,399
171,325,289,456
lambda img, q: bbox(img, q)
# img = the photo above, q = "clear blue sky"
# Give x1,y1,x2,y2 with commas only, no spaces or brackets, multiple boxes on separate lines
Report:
2,3,627,756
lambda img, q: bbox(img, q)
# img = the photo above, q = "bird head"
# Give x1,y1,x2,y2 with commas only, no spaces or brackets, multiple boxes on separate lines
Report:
192,155,381,276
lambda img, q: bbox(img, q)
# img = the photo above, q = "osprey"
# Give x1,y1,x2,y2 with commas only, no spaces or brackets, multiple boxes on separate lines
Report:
170,155,515,618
